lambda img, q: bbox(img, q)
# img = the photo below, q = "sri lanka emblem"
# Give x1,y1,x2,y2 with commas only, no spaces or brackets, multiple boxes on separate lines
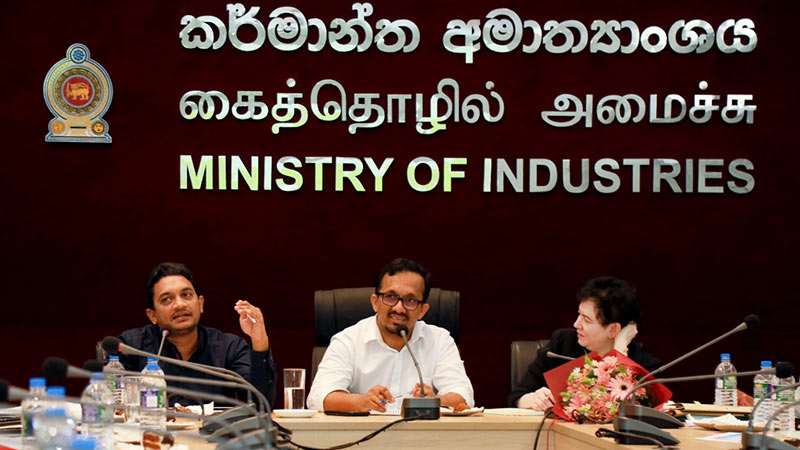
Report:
43,43,113,143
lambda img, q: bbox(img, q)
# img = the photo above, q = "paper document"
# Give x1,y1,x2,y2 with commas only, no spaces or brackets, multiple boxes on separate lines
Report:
695,432,742,443
370,395,404,415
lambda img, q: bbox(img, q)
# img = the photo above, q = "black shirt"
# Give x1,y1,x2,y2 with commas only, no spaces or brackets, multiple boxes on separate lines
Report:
507,328,661,407
118,324,276,407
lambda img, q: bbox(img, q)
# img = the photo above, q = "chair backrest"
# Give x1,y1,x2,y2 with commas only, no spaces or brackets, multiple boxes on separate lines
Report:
312,287,460,381
510,339,550,389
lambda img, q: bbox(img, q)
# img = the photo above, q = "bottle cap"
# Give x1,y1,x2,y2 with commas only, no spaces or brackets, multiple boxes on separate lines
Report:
46,386,66,397
44,408,67,417
90,372,104,382
720,353,731,360
109,355,119,361
761,361,772,368
29,377,46,389
72,438,97,450
147,357,158,364
145,363,159,371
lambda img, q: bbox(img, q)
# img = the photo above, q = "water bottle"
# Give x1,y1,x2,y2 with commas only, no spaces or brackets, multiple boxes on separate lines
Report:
34,387,74,450
773,368,796,435
20,377,46,450
713,353,737,406
80,373,114,450
104,355,125,406
795,386,800,425
752,361,772,427
139,357,167,432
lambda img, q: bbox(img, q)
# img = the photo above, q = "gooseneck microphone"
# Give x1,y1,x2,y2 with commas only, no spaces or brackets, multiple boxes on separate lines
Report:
156,325,173,359
546,351,575,361
396,325,426,397
637,314,759,387
611,362,794,446
0,379,30,403
617,314,761,429
43,357,274,449
753,399,800,450
743,377,800,450
101,336,265,413
102,337,246,384
395,324,441,420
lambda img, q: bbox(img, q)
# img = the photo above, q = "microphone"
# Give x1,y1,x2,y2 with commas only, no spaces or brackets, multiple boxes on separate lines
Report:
101,336,265,414
618,314,761,428
80,358,271,438
156,325,173,359
395,324,441,420
743,374,800,450
612,363,793,446
83,359,104,373
102,337,245,384
164,409,250,447
546,351,575,361
636,314,760,387
47,357,275,448
43,356,94,379
747,398,800,450
0,379,30,403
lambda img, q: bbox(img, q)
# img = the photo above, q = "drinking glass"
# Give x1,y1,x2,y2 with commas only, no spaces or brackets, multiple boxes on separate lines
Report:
283,369,306,410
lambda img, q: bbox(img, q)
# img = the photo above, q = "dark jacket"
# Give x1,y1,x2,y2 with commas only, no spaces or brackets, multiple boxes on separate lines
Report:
119,324,276,407
507,328,661,407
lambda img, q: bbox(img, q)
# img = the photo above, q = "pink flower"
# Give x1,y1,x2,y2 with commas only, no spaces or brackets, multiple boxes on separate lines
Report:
595,367,612,385
569,395,588,411
597,356,618,373
558,356,651,423
608,375,636,401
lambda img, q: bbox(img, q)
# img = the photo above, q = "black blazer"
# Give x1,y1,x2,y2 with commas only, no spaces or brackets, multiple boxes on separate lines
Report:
507,328,661,407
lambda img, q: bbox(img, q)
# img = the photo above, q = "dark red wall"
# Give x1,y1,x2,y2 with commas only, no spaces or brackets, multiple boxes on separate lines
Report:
1,0,798,407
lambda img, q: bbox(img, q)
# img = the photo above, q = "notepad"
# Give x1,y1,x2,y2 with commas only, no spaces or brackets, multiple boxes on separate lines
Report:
370,395,405,415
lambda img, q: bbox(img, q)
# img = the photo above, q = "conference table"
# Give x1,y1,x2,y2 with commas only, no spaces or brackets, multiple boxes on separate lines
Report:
274,412,742,450
0,412,745,450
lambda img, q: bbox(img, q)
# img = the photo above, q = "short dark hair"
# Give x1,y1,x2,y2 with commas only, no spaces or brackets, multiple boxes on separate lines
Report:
375,258,432,302
144,262,199,309
577,276,641,327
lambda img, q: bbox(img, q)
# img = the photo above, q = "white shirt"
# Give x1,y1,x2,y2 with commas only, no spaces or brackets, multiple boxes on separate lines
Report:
307,316,474,410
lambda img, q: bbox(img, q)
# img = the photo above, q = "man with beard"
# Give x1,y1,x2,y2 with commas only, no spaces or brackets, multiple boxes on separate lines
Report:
117,262,276,406
307,258,474,412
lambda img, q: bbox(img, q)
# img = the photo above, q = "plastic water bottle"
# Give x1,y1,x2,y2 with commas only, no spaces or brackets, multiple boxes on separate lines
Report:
773,369,796,434
795,386,800,424
104,355,125,406
713,353,738,406
34,387,74,450
20,377,46,450
80,373,114,450
752,361,773,427
139,357,167,432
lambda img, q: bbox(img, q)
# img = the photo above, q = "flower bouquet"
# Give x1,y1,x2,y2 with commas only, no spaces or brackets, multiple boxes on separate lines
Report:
543,350,671,423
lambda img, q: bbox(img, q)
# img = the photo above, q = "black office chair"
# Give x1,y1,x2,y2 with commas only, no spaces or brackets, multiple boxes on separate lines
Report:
510,340,550,389
312,287,460,381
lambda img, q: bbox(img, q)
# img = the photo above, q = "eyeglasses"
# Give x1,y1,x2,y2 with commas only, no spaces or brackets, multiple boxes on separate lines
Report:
377,292,424,310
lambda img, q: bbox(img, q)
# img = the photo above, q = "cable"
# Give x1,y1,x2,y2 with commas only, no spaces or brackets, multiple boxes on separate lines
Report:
532,408,554,450
571,409,612,425
595,427,666,448
287,414,423,450
546,415,559,450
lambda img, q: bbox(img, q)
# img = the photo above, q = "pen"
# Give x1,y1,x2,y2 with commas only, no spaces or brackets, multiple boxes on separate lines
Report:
381,394,404,403
246,314,256,323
